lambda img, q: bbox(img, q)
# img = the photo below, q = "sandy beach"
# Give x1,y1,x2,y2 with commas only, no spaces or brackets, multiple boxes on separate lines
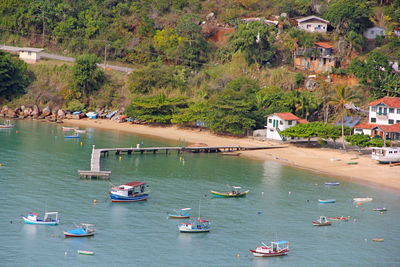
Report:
64,119,400,192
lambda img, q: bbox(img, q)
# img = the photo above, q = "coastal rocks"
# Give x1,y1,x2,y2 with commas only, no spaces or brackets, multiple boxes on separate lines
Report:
39,106,51,119
57,109,65,120
31,105,40,119
1,106,9,117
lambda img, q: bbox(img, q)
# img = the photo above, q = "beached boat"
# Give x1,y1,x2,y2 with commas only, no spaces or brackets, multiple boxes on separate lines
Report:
64,134,80,139
312,216,332,226
0,120,14,129
353,197,373,202
325,182,340,186
86,112,97,119
250,241,290,257
373,208,387,212
168,208,191,219
64,223,95,237
328,216,350,221
62,126,76,131
178,217,211,233
74,129,86,133
210,186,249,198
110,181,149,202
371,147,400,163
77,250,94,255
318,199,336,204
22,212,59,225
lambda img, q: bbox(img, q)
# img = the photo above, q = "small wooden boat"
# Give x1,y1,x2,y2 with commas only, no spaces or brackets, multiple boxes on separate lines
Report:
74,129,86,133
325,182,340,186
318,199,336,204
168,208,191,219
210,186,249,198
64,223,95,237
312,216,332,226
250,241,289,257
77,250,94,255
178,217,211,233
372,238,384,242
346,162,358,165
64,134,80,139
62,126,76,131
22,212,59,225
373,208,387,212
328,216,350,221
110,181,149,202
0,120,14,129
353,197,373,202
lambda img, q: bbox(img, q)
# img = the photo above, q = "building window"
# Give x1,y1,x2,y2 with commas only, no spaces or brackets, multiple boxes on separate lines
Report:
268,119,272,123
288,120,292,125
389,108,394,113
371,106,376,112
397,108,400,114
370,118,376,123
396,120,400,124
280,120,283,125
389,119,394,124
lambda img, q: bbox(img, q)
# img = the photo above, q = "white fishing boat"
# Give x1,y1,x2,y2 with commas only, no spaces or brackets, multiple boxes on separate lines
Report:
178,201,210,233
22,212,59,225
250,241,290,257
353,197,373,202
0,120,14,129
371,147,400,163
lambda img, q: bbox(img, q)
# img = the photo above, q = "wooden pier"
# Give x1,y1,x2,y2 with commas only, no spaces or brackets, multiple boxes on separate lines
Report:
78,144,286,179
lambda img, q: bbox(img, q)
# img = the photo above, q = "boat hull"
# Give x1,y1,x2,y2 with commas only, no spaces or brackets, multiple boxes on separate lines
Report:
318,199,336,204
210,190,249,198
325,182,340,186
22,217,59,225
312,221,332,226
353,198,373,202
250,249,288,257
178,227,210,233
168,215,190,219
64,232,95,237
110,193,148,202
78,250,94,255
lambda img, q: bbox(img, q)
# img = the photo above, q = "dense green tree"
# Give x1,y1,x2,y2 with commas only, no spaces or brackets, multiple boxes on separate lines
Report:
0,51,33,101
345,134,371,148
72,54,105,100
171,101,208,125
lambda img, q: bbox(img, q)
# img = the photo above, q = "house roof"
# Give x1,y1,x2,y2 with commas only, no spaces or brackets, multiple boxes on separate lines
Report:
354,122,400,133
274,112,300,121
19,47,44,53
368,97,400,108
296,16,329,24
297,119,308,124
315,42,333,49
354,122,378,129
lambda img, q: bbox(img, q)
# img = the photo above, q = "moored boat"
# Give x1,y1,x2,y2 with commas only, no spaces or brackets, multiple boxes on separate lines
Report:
168,208,191,219
0,120,14,129
312,216,332,226
74,129,86,133
178,217,210,233
64,223,95,237
325,182,340,186
318,199,336,204
110,181,149,202
353,197,373,202
64,134,80,139
210,186,249,198
22,212,59,225
373,208,387,212
328,216,350,221
250,241,290,257
62,126,76,131
77,250,94,255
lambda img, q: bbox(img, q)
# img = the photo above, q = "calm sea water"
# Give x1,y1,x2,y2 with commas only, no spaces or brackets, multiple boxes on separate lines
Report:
1,120,399,266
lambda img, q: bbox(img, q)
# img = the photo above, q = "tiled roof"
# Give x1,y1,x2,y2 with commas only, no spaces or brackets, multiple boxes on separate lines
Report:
315,42,332,49
274,112,300,121
354,122,378,129
297,119,308,124
368,97,400,108
354,122,400,133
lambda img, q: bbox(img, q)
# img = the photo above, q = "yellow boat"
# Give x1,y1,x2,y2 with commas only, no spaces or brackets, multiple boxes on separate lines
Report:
210,186,249,198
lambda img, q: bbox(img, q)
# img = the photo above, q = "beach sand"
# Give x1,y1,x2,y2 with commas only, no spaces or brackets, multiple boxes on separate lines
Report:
64,119,400,192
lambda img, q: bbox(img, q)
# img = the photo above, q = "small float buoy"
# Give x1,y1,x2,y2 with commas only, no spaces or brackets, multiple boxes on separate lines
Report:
257,211,262,214
119,156,122,160
80,142,83,146
364,238,367,242
0,163,2,167
93,199,97,204
357,202,362,206
10,220,12,224
65,252,67,256
16,130,19,133
380,212,383,215
179,157,182,161
51,234,55,238
288,191,291,195
354,218,357,222
307,200,309,202
237,254,240,257
261,192,264,195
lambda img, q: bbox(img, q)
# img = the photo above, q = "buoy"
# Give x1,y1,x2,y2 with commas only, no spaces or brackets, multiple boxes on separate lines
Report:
93,199,97,204
16,130,18,133
65,252,67,256
261,192,264,195
119,156,122,160
237,254,240,257
354,218,357,222
0,163,2,167
80,142,83,146
51,234,55,238
257,211,262,214
289,191,291,195
357,202,362,206
380,212,383,215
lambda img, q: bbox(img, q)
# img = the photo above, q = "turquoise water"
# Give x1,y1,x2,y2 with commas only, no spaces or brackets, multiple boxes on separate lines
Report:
1,120,399,266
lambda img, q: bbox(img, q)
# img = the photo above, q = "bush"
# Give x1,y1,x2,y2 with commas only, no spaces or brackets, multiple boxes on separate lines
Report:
317,138,327,147
65,99,85,112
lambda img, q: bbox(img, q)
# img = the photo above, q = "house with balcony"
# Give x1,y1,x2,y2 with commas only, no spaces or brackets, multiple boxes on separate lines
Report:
294,42,337,72
353,97,400,140
265,112,308,140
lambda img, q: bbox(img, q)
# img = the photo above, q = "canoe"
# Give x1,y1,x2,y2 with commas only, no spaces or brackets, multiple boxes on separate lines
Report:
372,238,384,242
346,162,358,165
77,250,94,255
318,199,336,204
373,208,387,212
325,182,340,186
210,190,249,198
328,216,349,221
312,221,332,226
353,197,373,202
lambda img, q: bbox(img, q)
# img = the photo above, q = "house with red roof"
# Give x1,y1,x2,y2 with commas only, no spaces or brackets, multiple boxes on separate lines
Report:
294,42,337,73
354,97,400,140
265,112,307,140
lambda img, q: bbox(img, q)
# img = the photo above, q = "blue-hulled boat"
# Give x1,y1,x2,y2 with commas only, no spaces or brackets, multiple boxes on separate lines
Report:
110,181,149,202
64,134,80,139
22,212,59,225
178,217,211,233
64,223,95,237
318,199,336,204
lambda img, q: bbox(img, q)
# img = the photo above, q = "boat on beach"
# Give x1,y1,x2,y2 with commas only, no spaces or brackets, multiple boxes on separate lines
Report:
168,208,191,219
0,120,14,129
62,126,76,131
325,182,340,186
328,216,350,221
353,197,373,202
64,134,80,139
250,241,290,257
318,199,336,204
64,223,95,237
74,129,86,133
110,181,149,202
22,212,59,225
210,186,249,198
312,216,332,226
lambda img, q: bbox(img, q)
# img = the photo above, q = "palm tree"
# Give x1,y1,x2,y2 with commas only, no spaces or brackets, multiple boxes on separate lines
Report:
328,86,358,150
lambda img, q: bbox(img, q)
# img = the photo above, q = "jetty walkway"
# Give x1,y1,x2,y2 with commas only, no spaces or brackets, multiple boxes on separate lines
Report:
78,145,286,179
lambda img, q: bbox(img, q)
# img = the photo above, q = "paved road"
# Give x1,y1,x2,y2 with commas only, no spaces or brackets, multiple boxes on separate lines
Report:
0,45,133,73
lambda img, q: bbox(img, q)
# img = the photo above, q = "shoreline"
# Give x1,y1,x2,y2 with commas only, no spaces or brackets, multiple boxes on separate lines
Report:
63,119,400,193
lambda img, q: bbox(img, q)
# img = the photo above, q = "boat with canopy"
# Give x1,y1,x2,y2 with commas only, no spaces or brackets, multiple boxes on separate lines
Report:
110,181,149,202
250,241,290,257
22,212,59,225
64,223,95,237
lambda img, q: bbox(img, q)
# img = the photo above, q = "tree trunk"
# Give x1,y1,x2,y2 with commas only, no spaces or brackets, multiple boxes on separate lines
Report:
341,110,346,150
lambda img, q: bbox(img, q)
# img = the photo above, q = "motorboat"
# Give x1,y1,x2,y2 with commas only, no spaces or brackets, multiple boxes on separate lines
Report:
312,216,332,226
178,217,210,233
250,241,290,257
328,216,350,221
110,181,149,202
64,223,95,237
22,212,59,225
210,186,249,198
168,208,191,219
353,197,373,202
318,199,336,204
0,120,14,129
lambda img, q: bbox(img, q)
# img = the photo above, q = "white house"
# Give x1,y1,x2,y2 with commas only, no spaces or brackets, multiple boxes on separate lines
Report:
265,112,308,140
354,97,400,140
19,47,44,63
296,16,329,33
363,26,386,40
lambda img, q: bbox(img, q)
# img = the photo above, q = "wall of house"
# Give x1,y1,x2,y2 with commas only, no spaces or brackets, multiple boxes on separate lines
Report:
363,27,385,40
369,105,400,125
294,56,335,72
266,115,298,140
298,20,327,33
19,51,41,63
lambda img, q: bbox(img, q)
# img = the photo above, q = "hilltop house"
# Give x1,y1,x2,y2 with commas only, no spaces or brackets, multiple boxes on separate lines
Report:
296,16,329,33
265,112,307,140
294,42,337,72
19,47,44,63
353,97,400,140
363,26,386,40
